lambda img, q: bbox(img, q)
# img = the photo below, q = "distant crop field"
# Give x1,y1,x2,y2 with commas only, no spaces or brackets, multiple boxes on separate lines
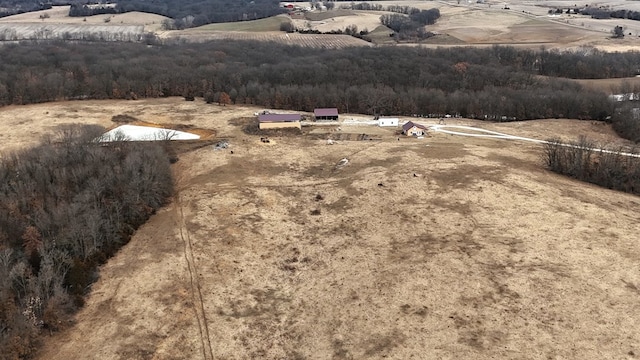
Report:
166,31,373,48
304,9,355,21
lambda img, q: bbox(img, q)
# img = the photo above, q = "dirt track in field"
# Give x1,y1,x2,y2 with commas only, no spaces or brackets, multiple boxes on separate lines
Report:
1,98,636,359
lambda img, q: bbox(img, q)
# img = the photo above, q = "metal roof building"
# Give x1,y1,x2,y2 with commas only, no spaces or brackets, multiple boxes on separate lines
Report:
258,113,302,130
314,108,339,121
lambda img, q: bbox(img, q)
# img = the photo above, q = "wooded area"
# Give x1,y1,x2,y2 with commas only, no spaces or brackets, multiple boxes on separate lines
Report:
0,126,174,359
0,0,51,18
1,41,639,140
543,137,640,194
612,104,640,143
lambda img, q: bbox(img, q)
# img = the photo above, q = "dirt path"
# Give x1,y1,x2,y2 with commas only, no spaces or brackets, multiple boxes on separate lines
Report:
176,192,214,360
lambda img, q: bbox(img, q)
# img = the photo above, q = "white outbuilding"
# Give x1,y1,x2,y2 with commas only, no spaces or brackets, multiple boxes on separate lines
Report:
378,118,399,127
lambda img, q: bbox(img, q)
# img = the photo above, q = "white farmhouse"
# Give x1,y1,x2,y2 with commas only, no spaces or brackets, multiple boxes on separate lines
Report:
378,118,399,127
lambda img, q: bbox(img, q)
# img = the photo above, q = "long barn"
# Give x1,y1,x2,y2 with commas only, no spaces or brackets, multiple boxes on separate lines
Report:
258,113,302,129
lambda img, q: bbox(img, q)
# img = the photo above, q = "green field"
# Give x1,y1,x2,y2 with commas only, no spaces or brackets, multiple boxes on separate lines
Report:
304,9,355,21
186,15,290,32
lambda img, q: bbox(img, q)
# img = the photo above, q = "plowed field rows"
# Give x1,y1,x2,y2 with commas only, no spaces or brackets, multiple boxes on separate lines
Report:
167,31,373,48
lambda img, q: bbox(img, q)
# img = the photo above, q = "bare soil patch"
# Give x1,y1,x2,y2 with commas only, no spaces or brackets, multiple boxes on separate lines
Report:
3,98,634,360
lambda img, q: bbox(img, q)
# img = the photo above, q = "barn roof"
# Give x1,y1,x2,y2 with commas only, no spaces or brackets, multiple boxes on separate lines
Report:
314,108,339,117
258,114,301,122
402,121,428,131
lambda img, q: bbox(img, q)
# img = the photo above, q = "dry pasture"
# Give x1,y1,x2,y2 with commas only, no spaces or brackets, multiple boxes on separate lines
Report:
0,98,637,359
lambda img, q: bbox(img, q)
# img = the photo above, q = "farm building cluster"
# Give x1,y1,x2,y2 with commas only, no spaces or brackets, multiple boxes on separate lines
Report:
258,108,339,129
258,113,302,130
256,109,429,137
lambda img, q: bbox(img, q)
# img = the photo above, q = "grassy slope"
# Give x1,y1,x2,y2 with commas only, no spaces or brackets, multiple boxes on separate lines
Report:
304,9,355,21
569,76,640,93
367,24,395,44
184,15,290,32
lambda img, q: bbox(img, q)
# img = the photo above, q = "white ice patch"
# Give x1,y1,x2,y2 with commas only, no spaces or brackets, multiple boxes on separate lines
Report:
99,125,200,142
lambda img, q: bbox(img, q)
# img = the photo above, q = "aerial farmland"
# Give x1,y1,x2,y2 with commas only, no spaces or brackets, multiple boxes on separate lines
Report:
0,1,639,359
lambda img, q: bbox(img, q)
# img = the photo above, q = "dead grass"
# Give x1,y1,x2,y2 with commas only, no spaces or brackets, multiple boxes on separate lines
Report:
0,98,631,360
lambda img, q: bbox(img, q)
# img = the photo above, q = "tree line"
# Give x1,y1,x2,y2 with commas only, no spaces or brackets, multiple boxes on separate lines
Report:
345,2,441,40
0,41,639,140
0,0,51,18
68,4,119,17
0,126,174,359
580,6,640,21
380,9,440,40
379,9,440,31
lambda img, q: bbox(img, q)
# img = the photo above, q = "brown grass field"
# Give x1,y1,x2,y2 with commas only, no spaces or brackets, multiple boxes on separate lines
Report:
1,98,638,359
1,2,640,358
